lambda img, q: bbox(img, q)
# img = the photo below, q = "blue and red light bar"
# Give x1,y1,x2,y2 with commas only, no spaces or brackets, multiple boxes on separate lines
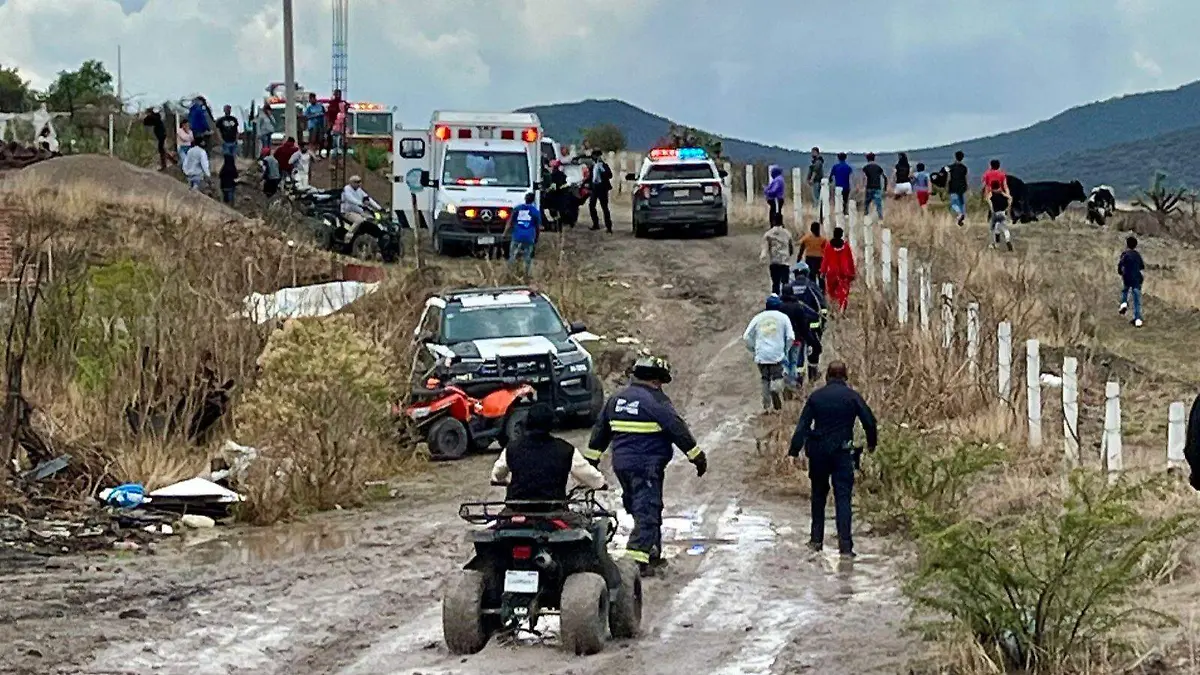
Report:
648,147,708,161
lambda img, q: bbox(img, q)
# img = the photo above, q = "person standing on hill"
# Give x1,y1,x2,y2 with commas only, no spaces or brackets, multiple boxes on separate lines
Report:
215,104,240,157
142,107,168,170
274,136,299,177
798,221,827,283
255,102,275,154
1117,235,1146,327
325,89,346,157
807,148,825,208
259,147,282,197
304,93,326,150
822,227,856,312
861,153,887,221
219,154,239,204
912,162,932,213
588,149,614,232
829,153,853,217
182,142,210,191
188,96,212,150
176,120,193,162
761,217,795,295
947,150,969,226
291,142,314,190
892,152,912,199
764,165,786,227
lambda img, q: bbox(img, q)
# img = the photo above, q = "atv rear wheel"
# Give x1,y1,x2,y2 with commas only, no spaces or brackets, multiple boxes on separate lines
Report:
443,570,491,655
428,417,470,460
501,406,529,449
560,572,609,655
609,559,642,639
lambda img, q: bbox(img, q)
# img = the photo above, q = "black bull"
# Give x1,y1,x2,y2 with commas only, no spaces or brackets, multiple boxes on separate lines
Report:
929,169,1086,223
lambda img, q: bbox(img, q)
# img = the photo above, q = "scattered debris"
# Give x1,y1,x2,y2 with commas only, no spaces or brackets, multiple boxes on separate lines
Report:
101,484,147,509
661,284,675,290
179,514,216,530
112,541,141,551
118,608,148,620
615,336,641,345
1040,373,1064,388
20,455,70,482
242,280,380,324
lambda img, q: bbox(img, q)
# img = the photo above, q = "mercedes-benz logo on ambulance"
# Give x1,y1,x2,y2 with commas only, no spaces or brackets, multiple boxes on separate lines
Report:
481,210,494,222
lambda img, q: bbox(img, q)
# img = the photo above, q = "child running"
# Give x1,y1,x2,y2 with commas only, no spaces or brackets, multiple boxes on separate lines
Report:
984,179,1014,251
912,163,931,213
1117,236,1145,327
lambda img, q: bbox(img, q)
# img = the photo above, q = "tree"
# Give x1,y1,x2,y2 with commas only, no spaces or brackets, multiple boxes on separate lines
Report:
1133,170,1195,228
43,60,116,116
0,65,36,113
657,122,723,158
581,123,626,153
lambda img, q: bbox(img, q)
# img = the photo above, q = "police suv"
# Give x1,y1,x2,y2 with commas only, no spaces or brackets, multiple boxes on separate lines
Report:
411,286,605,425
626,147,729,238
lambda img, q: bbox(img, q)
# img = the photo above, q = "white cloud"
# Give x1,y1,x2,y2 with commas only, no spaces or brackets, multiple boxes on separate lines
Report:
1132,50,1163,78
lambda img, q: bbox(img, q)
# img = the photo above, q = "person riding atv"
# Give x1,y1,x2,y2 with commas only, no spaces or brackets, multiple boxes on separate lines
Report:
490,402,606,504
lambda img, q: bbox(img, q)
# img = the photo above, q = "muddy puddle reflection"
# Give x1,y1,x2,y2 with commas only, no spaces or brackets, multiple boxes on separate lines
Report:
176,522,363,566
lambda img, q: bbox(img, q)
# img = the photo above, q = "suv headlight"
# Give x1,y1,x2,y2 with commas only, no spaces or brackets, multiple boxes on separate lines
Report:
557,350,591,374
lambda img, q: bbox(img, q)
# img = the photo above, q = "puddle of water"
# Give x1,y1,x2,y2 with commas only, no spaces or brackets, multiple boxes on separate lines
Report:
179,522,363,566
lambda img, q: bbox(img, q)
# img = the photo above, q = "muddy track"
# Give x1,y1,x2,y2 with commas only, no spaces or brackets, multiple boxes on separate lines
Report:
2,224,911,675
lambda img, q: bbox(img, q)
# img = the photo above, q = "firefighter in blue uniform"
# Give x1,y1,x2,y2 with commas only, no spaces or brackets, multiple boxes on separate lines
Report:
583,355,708,576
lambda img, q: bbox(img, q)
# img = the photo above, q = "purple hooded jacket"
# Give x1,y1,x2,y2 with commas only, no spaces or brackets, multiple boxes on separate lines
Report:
764,165,785,200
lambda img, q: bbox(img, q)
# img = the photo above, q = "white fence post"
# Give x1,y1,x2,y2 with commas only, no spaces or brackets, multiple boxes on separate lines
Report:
1062,356,1080,468
880,229,893,292
862,211,874,289
108,114,115,155
918,264,931,335
744,164,754,205
723,162,732,191
834,187,845,229
1103,381,1123,479
941,283,955,349
846,202,858,255
997,321,1012,401
1027,339,1042,448
897,248,910,325
1168,401,1186,471
966,303,980,378
791,167,803,225
818,178,830,225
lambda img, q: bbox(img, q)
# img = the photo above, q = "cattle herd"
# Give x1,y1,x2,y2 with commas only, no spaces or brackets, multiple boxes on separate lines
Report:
928,167,1117,226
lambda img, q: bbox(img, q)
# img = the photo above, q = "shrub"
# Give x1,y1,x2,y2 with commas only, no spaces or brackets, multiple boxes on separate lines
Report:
858,429,1006,534
235,316,397,524
905,471,1199,671
361,144,389,173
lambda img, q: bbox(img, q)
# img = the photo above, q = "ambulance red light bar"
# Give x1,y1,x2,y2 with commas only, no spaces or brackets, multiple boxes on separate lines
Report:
521,127,539,143
434,125,451,141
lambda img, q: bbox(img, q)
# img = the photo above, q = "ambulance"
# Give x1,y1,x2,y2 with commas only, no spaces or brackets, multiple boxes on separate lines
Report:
392,111,544,256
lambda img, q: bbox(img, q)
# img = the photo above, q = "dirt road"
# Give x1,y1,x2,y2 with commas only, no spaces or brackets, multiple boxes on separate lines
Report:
1,224,911,675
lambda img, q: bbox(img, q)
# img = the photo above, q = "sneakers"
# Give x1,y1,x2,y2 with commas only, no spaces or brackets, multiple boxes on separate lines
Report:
1134,319,1144,328
957,214,966,226
1118,302,1128,315
1006,241,1014,252
806,541,823,553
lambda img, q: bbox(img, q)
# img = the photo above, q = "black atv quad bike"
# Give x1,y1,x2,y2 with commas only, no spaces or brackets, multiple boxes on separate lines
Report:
443,487,642,656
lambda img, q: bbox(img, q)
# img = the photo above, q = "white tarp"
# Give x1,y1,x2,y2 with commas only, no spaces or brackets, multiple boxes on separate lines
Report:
242,281,380,324
149,477,244,503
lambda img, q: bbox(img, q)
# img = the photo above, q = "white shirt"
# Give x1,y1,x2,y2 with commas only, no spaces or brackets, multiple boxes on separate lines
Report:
181,146,210,178
341,185,378,215
490,447,606,490
742,309,795,364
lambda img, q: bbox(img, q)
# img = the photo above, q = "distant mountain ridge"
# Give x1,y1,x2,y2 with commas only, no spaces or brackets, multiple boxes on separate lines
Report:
519,82,1200,195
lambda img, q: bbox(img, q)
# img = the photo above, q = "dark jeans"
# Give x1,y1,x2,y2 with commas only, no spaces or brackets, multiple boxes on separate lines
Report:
767,198,784,226
263,178,280,197
808,450,856,553
804,255,823,284
839,187,850,215
589,189,612,231
769,263,790,295
615,465,665,562
155,136,167,168
222,187,235,204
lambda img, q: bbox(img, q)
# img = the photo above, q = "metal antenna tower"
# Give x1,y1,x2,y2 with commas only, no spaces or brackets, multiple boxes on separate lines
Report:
330,0,349,187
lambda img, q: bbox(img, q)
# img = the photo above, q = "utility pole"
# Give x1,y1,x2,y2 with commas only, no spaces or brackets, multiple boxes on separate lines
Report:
282,0,298,141
331,0,349,187
116,45,122,109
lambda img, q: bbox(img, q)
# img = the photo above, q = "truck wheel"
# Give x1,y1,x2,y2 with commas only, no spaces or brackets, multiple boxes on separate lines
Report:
428,417,470,460
714,218,729,237
443,570,491,655
560,572,609,655
633,219,647,239
609,559,642,639
501,407,529,448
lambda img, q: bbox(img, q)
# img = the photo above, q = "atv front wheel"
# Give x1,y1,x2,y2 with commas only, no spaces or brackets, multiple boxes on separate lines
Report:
350,234,381,261
609,559,643,639
443,570,490,655
428,417,470,460
560,572,609,655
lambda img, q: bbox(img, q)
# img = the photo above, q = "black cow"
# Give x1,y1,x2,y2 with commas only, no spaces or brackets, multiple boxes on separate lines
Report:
1086,185,1116,226
1022,180,1087,221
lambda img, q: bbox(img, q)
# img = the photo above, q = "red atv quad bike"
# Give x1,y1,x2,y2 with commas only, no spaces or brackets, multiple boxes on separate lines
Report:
404,376,536,460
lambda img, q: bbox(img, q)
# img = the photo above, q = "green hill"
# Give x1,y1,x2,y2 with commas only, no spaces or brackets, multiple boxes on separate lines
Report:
520,82,1200,196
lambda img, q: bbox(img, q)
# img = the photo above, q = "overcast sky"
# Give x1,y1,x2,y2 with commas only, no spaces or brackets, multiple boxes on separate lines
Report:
1,0,1197,152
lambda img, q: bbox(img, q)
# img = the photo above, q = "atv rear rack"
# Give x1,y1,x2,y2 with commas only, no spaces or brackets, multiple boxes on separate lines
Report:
459,489,613,526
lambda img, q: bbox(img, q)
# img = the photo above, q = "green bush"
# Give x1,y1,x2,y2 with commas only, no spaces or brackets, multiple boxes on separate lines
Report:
362,145,388,173
858,429,1006,534
906,471,1199,671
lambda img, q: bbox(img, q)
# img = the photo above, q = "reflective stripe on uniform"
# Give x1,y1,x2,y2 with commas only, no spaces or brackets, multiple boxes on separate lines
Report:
809,321,822,329
610,420,663,433
582,447,604,461
685,446,703,460
625,549,650,563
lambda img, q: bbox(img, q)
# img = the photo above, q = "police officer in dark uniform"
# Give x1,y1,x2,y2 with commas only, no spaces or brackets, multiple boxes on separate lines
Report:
584,356,707,576
788,361,877,557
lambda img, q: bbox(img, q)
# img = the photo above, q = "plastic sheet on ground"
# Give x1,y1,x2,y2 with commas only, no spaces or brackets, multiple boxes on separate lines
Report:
241,281,380,324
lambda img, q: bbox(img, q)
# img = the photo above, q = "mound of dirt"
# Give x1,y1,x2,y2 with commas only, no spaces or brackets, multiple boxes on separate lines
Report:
14,154,243,222
307,154,392,208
